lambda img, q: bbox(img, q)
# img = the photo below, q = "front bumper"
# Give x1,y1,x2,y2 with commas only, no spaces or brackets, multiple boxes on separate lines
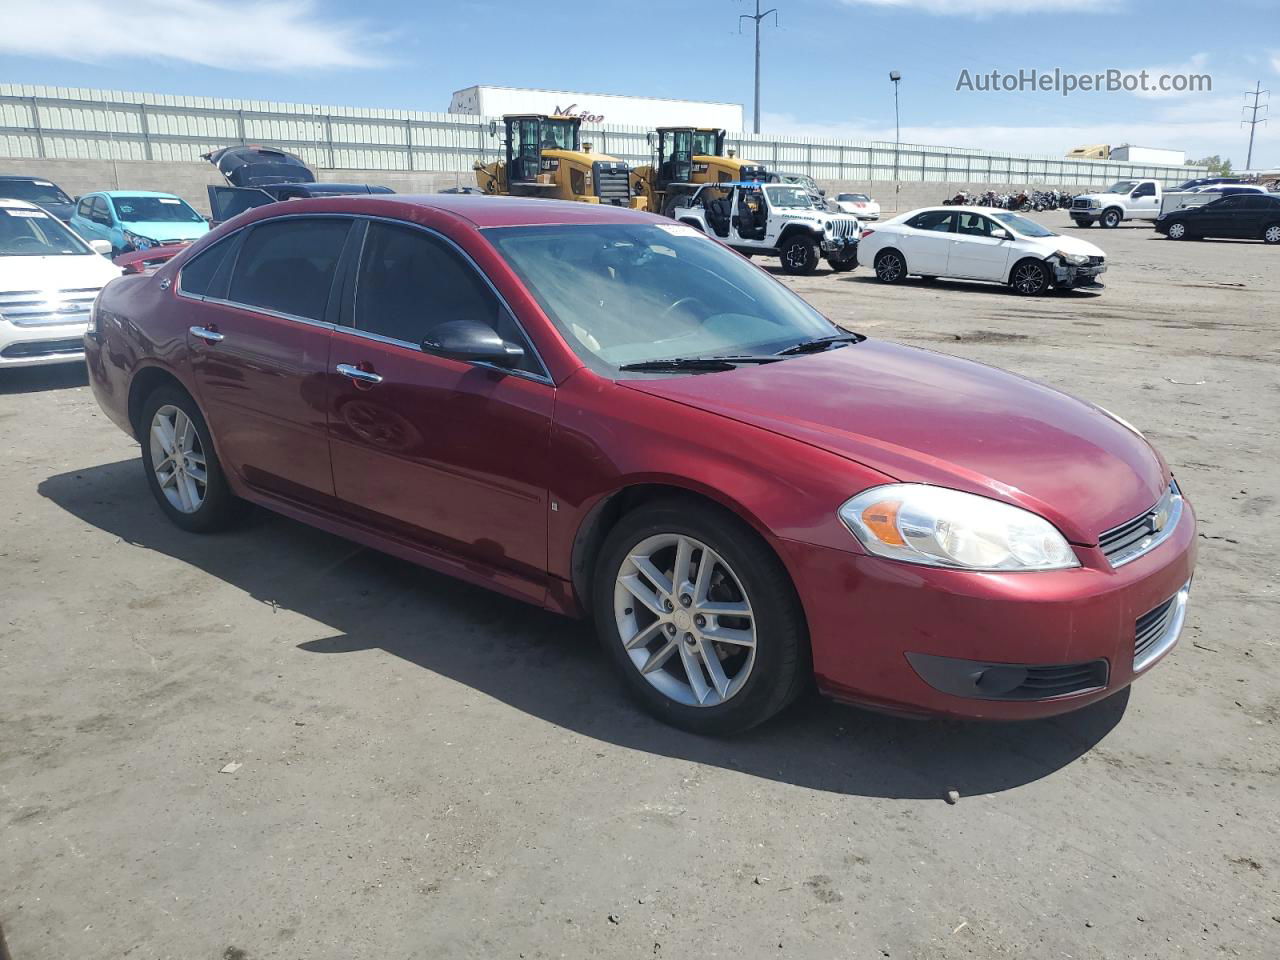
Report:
821,236,859,262
776,494,1197,720
1051,257,1107,288
0,319,89,367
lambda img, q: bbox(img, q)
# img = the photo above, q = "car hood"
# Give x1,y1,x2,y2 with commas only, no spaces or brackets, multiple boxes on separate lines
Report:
122,220,211,243
0,252,121,291
1043,234,1105,257
620,340,1166,543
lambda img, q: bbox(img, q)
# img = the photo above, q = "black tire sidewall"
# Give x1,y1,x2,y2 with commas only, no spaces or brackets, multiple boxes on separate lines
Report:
591,500,808,735
1101,209,1121,228
874,250,906,283
139,385,238,533
1263,222,1280,245
780,236,818,275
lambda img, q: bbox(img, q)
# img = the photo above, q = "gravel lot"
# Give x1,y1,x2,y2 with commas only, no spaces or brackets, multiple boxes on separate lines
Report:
2,211,1277,959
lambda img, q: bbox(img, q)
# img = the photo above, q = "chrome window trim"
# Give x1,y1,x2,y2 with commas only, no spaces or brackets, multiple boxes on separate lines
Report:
1134,580,1191,673
174,212,553,385
1102,480,1184,568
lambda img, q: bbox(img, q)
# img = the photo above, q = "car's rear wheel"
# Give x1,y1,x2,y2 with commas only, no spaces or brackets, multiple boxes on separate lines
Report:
1166,221,1187,240
1010,258,1050,296
827,257,856,273
1263,222,1280,245
593,500,808,735
139,385,241,533
780,236,819,275
874,249,907,283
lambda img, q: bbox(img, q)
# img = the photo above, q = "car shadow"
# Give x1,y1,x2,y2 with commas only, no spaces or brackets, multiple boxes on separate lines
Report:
0,363,89,394
39,459,1131,800
838,275,1104,298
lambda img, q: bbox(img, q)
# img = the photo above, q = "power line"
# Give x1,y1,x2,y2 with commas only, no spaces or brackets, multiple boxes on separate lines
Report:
738,0,777,135
1242,81,1269,171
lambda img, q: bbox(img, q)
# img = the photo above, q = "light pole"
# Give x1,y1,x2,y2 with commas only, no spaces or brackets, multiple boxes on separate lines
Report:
739,0,778,135
889,70,901,185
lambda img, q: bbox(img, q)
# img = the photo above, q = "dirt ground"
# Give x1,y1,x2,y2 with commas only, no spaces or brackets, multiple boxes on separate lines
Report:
1,212,1277,960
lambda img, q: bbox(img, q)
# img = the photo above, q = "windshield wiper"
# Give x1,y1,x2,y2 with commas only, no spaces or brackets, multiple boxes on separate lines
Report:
618,355,782,372
775,333,863,356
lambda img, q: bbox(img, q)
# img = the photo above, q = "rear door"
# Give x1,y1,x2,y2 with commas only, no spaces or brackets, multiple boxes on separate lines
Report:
326,219,554,594
897,210,954,274
184,215,354,505
947,211,1013,280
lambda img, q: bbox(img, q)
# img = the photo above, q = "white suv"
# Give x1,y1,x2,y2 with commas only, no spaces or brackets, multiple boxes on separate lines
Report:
670,181,861,274
0,199,122,368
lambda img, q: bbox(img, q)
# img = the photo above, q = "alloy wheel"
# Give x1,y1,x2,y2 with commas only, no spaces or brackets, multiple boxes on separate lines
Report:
783,241,811,270
1013,262,1047,295
149,404,207,514
875,253,903,282
613,533,756,707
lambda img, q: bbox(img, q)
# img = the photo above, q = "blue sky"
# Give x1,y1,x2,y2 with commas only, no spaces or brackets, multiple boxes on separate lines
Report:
1,0,1277,166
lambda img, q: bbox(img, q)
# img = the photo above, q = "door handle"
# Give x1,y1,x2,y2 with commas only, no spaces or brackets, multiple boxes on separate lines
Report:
189,325,224,343
336,363,384,385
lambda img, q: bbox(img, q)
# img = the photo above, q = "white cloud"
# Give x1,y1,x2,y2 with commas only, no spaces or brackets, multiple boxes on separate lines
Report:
840,0,1110,15
0,0,388,71
1271,51,1280,74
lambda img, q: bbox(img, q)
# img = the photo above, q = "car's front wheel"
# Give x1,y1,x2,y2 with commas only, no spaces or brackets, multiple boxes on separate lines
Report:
1100,209,1122,228
1263,222,1280,245
593,500,808,735
1010,258,1050,295
779,235,819,275
139,385,241,533
1166,221,1188,240
873,249,907,283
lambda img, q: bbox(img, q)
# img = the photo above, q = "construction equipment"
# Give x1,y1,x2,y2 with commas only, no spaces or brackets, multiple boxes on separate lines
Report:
473,115,646,209
630,127,768,217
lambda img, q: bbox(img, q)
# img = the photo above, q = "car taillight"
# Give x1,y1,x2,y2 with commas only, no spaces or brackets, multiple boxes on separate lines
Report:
85,293,99,337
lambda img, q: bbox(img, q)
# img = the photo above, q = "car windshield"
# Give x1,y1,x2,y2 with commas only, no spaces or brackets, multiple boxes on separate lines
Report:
838,194,869,202
111,196,204,223
766,185,816,209
993,211,1057,238
1106,181,1139,194
541,119,579,151
0,180,72,205
486,223,840,372
691,130,722,155
0,206,91,256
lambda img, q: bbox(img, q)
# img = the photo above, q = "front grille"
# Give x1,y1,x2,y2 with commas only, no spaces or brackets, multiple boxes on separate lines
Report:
1001,661,1109,700
830,218,860,239
1135,596,1177,662
1098,481,1182,567
1087,255,1104,265
1072,198,1092,209
593,161,632,206
1,337,85,359
0,287,102,327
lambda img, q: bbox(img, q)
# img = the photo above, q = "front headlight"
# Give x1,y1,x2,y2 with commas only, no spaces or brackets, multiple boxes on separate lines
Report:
123,230,156,251
838,484,1079,571
1055,249,1089,265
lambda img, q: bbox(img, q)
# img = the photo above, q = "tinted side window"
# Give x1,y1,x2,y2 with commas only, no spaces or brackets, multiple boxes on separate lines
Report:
907,211,954,232
1132,183,1155,198
92,197,111,223
353,222,537,372
179,236,235,298
77,198,93,218
229,218,350,320
956,212,993,236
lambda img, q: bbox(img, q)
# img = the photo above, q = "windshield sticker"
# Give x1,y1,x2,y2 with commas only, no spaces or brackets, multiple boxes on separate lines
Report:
4,209,49,218
33,180,53,186
654,223,704,238
158,198,181,204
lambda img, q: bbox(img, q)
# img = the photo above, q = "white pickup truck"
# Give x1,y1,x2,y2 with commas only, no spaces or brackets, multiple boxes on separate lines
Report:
1069,179,1161,228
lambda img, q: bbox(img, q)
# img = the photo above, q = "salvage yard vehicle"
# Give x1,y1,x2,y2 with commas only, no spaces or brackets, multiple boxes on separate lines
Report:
475,114,646,210
0,174,77,222
70,191,209,257
671,181,860,274
203,145,394,225
833,193,880,220
0,198,120,367
1155,192,1280,243
84,194,1195,734
629,127,768,217
860,207,1106,294
1069,179,1161,228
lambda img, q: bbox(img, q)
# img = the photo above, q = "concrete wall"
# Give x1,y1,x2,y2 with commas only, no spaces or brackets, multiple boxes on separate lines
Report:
0,157,1102,218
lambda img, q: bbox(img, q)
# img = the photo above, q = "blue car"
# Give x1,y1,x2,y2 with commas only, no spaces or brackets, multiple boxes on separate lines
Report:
70,190,209,257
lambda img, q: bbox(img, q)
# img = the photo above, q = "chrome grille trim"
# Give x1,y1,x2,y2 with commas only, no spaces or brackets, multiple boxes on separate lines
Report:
1134,580,1191,672
0,287,104,327
1099,480,1182,568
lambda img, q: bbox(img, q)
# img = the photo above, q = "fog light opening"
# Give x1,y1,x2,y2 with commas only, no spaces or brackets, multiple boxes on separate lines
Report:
974,665,1029,696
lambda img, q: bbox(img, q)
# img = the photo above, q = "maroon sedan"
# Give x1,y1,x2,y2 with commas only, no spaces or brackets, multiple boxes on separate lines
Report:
84,195,1195,734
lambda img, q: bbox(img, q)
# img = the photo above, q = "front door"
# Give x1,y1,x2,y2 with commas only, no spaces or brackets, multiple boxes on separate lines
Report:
1128,182,1159,219
947,211,1013,280
186,215,353,505
898,210,955,274
511,118,542,183
326,219,553,591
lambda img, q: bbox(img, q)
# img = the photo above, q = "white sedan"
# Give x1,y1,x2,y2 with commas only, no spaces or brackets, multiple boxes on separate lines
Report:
858,206,1106,295
833,192,880,220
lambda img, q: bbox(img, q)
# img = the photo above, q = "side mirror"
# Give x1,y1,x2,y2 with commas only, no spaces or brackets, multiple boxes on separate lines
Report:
88,239,113,256
421,319,524,367
991,228,1010,240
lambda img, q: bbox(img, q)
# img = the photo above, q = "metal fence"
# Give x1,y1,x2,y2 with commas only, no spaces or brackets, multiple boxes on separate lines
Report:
0,84,1207,186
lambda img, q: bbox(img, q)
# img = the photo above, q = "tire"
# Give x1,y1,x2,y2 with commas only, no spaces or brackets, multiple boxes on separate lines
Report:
1263,222,1280,245
1100,208,1122,229
827,257,856,273
1010,258,1050,296
873,249,907,284
592,499,809,735
139,384,241,533
1072,218,1093,228
1166,221,1188,240
779,235,819,275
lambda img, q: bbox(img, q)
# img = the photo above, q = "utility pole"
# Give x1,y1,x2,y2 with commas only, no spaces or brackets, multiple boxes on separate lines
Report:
1241,81,1269,172
889,71,902,184
739,0,777,135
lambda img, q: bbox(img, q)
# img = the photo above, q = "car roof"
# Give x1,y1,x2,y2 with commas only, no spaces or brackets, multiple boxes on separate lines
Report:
0,174,51,181
98,190,187,199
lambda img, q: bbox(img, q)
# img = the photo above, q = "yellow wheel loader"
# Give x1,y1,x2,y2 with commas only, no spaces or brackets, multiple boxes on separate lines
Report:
630,127,769,217
473,114,646,209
